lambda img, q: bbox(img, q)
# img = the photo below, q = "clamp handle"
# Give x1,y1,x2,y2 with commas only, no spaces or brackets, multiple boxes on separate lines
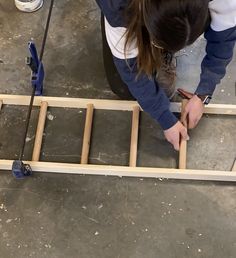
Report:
26,41,44,96
28,41,39,69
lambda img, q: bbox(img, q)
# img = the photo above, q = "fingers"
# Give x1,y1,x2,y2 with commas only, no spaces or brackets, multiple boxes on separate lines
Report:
188,113,202,129
170,129,189,151
171,134,180,151
185,96,204,129
165,133,180,151
188,119,198,129
173,142,180,151
180,127,190,141
164,121,188,151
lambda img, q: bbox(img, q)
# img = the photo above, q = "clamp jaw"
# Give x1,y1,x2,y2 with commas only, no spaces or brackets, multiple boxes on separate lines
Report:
12,160,32,179
26,41,44,96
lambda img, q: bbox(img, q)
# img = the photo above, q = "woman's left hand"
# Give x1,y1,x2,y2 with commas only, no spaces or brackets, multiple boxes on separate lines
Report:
182,95,204,129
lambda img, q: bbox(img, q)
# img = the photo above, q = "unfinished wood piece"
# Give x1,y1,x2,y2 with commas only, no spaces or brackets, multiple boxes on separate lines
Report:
32,101,48,161
129,106,140,167
232,159,236,172
81,104,94,164
202,104,236,115
1,159,236,182
179,99,188,169
0,94,235,115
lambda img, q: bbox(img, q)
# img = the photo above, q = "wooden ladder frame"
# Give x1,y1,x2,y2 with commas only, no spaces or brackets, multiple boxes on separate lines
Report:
0,94,235,182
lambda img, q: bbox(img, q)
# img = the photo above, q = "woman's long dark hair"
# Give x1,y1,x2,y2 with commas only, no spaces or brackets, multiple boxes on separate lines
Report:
124,0,210,77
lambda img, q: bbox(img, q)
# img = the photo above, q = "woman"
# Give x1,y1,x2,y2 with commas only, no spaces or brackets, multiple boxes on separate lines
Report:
96,0,236,150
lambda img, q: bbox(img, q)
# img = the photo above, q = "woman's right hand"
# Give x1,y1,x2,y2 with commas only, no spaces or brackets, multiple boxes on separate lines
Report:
164,121,189,151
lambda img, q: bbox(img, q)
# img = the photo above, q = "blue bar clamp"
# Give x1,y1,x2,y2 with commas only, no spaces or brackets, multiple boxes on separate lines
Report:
11,42,44,179
26,41,44,96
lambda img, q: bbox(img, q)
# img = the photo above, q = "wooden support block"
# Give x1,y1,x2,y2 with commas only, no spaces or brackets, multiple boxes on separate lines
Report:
232,159,236,172
179,99,188,169
81,104,94,164
129,106,140,167
32,101,48,161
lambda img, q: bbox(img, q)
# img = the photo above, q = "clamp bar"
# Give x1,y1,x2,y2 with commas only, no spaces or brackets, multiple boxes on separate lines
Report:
12,0,55,179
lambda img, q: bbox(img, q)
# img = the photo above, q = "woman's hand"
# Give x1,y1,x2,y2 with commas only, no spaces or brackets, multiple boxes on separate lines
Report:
182,95,204,129
164,121,189,151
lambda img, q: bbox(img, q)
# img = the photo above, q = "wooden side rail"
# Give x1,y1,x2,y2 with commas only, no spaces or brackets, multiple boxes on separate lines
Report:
129,106,140,167
232,159,236,172
0,94,235,115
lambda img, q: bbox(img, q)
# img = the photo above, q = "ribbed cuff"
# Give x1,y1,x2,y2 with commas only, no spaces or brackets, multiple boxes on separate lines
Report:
157,110,178,130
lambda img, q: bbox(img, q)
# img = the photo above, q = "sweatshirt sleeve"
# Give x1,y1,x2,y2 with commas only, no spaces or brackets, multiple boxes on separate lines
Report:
195,0,236,95
103,16,178,130
113,57,178,130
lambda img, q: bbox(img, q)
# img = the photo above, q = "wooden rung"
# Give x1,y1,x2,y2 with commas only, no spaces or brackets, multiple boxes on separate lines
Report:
129,106,140,167
232,159,236,172
81,104,94,164
179,99,188,169
32,101,48,161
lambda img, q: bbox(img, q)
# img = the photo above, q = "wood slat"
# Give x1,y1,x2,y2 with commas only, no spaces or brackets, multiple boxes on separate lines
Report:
81,104,94,164
0,94,235,115
179,99,188,169
129,106,140,167
32,101,48,161
1,159,236,182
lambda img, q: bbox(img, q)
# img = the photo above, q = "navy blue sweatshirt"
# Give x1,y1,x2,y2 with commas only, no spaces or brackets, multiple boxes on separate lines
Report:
96,0,236,130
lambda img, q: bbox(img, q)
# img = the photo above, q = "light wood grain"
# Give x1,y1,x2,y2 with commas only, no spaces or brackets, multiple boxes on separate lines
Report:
1,159,236,182
0,94,235,115
129,106,140,167
179,99,188,169
32,101,48,161
81,104,94,164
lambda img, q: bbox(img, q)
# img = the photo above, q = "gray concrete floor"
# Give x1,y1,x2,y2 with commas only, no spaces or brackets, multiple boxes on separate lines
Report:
0,1,236,257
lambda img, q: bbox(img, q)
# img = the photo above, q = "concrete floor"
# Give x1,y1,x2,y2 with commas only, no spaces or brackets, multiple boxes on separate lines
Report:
0,1,236,257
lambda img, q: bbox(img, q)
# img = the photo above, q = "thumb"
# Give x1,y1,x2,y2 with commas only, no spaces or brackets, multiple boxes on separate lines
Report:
180,127,190,141
172,134,180,151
